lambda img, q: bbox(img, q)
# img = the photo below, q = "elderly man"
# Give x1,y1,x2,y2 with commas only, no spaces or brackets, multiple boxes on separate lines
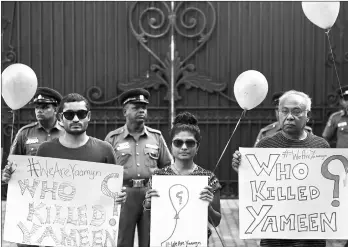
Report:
105,88,172,247
254,91,312,146
232,90,329,247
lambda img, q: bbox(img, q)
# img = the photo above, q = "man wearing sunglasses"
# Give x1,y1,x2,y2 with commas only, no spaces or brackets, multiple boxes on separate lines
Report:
322,85,348,148
105,88,172,247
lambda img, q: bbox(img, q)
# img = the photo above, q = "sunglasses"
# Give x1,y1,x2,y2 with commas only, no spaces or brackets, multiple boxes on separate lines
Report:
62,110,89,120
172,139,197,148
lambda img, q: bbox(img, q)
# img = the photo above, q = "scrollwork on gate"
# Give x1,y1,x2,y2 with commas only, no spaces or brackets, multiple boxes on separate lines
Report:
1,2,17,67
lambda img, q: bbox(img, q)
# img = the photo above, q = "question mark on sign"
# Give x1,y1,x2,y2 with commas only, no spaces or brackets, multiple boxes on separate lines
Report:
176,191,183,205
321,155,348,207
101,173,120,226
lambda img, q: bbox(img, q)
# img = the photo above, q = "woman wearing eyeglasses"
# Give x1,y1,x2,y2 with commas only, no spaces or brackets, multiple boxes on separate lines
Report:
144,111,221,240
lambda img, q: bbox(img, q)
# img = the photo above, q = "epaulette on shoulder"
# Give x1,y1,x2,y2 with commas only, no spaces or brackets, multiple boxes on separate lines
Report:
331,110,345,118
18,122,38,132
146,126,161,135
107,126,125,137
260,123,277,133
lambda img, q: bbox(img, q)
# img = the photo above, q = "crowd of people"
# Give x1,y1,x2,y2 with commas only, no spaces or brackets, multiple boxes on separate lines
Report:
2,85,348,247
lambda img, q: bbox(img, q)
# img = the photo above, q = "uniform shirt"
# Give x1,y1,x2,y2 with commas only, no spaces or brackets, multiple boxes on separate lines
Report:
10,120,65,156
105,125,172,180
322,109,348,148
254,121,313,147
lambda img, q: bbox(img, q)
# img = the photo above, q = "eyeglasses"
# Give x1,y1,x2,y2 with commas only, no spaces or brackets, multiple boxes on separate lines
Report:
62,110,89,120
279,108,308,117
172,139,197,148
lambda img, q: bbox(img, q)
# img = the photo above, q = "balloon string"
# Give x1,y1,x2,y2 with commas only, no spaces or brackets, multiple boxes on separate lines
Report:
10,110,15,145
325,28,343,96
212,110,246,174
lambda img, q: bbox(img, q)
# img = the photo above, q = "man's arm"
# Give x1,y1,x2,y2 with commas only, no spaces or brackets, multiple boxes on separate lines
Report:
9,130,25,155
322,113,338,142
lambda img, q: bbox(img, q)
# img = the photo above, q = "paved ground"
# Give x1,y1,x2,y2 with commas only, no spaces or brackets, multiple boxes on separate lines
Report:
1,200,346,247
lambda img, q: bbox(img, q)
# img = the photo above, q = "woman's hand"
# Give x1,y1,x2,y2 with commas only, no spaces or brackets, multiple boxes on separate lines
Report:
144,189,160,209
116,187,127,204
231,150,241,172
199,185,214,205
2,161,15,184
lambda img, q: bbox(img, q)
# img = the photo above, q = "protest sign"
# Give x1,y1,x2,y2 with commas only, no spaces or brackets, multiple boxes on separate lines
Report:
239,148,348,239
4,155,123,247
150,175,208,247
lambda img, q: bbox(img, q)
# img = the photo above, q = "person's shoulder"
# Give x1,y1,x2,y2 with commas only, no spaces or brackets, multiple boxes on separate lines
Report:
90,137,113,147
105,126,125,139
260,122,279,133
308,133,330,148
256,131,281,147
153,166,172,175
36,138,60,155
146,126,162,135
17,122,38,134
304,125,312,132
329,110,345,119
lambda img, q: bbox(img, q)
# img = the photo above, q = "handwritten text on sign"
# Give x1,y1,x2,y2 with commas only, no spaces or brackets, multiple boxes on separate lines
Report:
4,155,124,247
239,148,348,239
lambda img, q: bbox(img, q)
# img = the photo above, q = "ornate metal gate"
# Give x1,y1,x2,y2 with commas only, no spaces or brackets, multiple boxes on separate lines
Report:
2,1,348,198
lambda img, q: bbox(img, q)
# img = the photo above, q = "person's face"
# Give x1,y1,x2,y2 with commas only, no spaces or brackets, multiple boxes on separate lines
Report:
123,102,147,124
278,94,309,137
171,131,198,161
34,103,57,122
60,101,90,135
339,95,348,110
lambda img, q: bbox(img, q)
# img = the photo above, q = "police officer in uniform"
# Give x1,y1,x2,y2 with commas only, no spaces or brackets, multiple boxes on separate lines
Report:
105,88,172,247
9,87,65,156
4,87,64,247
254,91,312,146
322,85,348,148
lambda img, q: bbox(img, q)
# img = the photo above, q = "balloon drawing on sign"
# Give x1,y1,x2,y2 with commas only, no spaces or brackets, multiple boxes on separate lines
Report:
321,155,348,207
161,184,189,246
101,173,120,226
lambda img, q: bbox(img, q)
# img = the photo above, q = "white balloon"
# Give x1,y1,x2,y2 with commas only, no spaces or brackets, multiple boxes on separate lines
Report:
1,63,38,110
234,70,268,110
302,2,340,29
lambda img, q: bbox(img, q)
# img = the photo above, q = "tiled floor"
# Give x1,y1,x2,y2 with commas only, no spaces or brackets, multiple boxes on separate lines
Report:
2,200,347,247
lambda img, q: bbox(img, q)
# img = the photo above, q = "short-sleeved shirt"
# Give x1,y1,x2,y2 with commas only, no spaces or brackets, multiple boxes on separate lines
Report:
322,109,348,148
10,120,65,156
36,137,116,164
254,122,312,147
104,125,173,180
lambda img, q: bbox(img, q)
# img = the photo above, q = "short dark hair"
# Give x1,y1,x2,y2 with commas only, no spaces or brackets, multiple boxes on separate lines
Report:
58,93,90,113
170,112,201,144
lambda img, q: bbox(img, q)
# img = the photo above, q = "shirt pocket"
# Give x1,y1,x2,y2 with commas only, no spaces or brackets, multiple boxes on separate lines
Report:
115,148,132,168
27,143,40,156
144,146,159,168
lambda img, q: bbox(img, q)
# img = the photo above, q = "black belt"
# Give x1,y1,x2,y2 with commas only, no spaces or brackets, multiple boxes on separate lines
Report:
123,178,150,188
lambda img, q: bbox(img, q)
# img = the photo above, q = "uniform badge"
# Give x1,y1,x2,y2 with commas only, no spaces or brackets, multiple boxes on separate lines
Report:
145,143,159,149
25,137,39,144
338,122,347,128
116,142,130,150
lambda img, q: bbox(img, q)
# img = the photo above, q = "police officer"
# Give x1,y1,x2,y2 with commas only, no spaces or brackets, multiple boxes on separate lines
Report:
4,87,64,247
322,85,348,148
105,88,172,247
9,87,65,156
254,91,312,146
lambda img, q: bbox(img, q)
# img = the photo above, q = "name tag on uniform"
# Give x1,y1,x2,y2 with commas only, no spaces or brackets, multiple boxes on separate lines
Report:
116,142,130,150
145,144,159,149
25,137,39,145
338,122,347,127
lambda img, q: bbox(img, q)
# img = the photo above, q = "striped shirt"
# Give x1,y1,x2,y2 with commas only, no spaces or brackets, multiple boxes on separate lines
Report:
256,131,330,247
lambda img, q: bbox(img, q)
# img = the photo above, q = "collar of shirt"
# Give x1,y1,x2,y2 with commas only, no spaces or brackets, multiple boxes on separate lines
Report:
123,124,149,139
37,120,63,131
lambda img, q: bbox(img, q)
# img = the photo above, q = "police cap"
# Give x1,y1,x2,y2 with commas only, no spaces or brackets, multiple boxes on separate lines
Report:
336,85,348,98
271,91,284,106
32,87,63,105
119,88,150,105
